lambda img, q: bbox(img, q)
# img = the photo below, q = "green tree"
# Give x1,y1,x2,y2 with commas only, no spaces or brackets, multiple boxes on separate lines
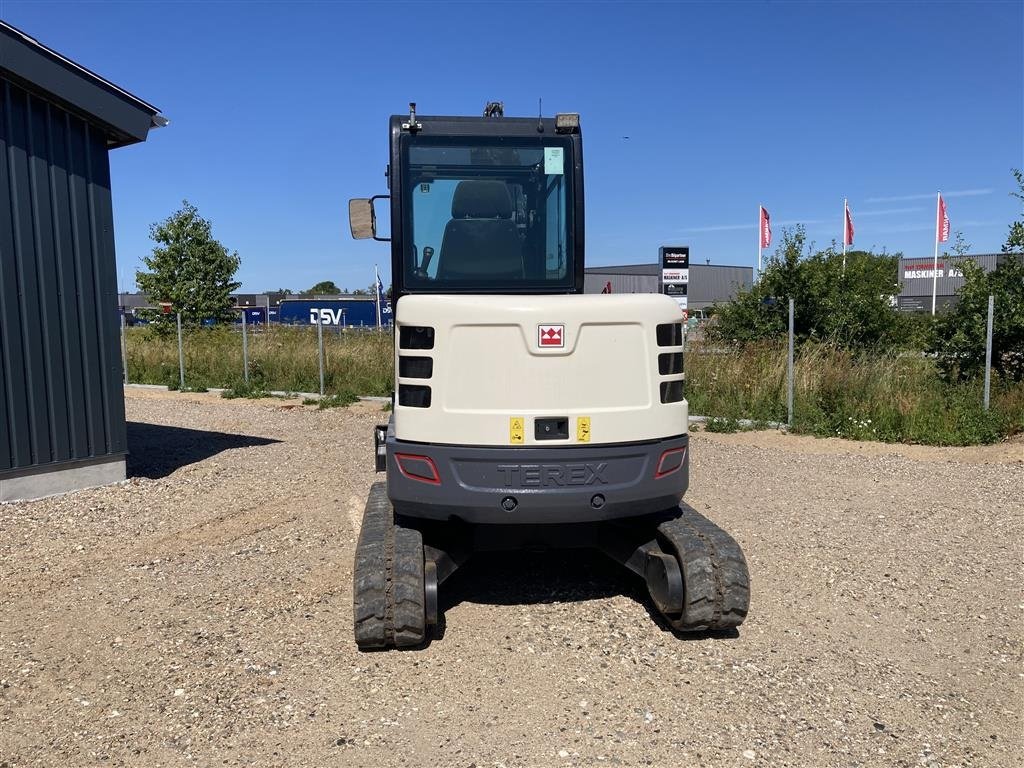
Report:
708,226,902,347
930,173,1024,381
1003,168,1024,253
136,201,240,330
930,257,1024,381
304,280,341,295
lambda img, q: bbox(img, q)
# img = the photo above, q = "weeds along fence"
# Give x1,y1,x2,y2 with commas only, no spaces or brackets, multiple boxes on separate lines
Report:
124,324,393,398
124,305,1022,446
685,341,1022,445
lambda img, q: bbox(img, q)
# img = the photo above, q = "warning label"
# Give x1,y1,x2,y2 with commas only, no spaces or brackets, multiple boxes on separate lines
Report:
509,416,525,444
576,416,591,443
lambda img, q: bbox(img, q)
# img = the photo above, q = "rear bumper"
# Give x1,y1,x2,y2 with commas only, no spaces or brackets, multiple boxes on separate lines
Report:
386,434,689,524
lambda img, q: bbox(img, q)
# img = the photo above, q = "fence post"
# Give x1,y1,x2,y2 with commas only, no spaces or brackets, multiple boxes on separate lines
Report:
317,318,325,397
241,309,249,385
176,312,185,390
787,298,794,427
120,312,128,385
983,294,994,411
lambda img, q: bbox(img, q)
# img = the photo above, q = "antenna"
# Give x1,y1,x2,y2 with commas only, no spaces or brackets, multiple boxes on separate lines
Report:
537,97,543,133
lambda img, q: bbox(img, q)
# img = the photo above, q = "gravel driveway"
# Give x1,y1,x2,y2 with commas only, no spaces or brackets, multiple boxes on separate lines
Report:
1,389,1021,767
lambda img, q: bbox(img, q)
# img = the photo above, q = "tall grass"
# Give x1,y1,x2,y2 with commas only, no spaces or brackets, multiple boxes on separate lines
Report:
126,326,393,397
686,340,1023,445
125,328,1023,445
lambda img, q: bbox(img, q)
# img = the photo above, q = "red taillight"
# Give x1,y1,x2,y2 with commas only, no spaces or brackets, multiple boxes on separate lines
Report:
394,453,441,485
654,447,687,479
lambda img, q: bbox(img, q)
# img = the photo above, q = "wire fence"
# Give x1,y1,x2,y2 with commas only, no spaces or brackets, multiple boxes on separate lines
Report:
121,299,1012,444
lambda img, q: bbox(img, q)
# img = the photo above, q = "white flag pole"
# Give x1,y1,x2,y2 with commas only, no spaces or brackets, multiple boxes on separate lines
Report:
757,205,762,282
375,264,382,328
931,192,940,316
842,198,847,273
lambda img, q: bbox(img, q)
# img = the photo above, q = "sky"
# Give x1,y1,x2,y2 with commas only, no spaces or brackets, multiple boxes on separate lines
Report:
3,0,1022,293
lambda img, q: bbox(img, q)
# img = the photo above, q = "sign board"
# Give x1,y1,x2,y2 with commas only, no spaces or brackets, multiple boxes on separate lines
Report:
659,246,689,311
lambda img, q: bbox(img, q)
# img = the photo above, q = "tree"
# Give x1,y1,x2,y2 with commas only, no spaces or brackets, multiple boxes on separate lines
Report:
930,257,1024,381
304,280,341,295
136,201,240,329
930,172,1024,381
708,226,902,347
1003,168,1024,253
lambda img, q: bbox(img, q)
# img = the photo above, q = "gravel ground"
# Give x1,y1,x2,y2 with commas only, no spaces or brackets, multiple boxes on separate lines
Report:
1,389,1021,768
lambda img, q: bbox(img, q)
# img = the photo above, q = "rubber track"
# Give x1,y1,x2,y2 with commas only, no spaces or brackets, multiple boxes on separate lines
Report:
353,482,426,649
657,505,750,631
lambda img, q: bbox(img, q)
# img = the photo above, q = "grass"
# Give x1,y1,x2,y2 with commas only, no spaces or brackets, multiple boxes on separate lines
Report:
125,326,1023,446
685,340,1023,446
126,325,393,397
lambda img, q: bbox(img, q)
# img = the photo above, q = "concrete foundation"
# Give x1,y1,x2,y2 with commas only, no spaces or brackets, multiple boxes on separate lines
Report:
0,456,126,503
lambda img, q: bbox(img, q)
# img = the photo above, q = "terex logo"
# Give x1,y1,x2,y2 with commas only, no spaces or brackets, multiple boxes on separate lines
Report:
538,324,564,348
497,463,608,487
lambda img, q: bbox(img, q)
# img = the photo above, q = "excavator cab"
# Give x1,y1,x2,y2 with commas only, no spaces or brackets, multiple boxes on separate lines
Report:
348,104,749,650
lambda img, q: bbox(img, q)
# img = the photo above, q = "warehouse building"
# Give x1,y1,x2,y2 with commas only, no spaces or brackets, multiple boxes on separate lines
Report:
584,262,753,310
897,253,1023,312
0,22,164,500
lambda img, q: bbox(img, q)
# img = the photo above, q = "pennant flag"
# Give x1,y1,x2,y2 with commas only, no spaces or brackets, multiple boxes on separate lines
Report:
937,193,950,243
376,270,392,326
844,201,855,247
760,206,772,249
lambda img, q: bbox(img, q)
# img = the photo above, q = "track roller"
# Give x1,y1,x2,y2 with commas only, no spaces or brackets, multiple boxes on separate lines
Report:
353,482,428,650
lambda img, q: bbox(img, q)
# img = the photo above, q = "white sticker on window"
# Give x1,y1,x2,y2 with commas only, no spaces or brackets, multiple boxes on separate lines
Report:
544,147,564,175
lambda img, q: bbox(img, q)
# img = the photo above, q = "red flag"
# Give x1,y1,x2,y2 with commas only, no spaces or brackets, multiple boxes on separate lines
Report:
759,206,771,248
937,193,950,243
844,201,855,247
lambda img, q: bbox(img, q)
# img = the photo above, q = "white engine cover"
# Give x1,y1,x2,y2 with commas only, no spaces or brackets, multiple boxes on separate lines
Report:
394,294,688,447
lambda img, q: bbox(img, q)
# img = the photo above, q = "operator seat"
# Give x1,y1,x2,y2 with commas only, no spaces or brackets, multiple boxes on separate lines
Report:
437,180,524,280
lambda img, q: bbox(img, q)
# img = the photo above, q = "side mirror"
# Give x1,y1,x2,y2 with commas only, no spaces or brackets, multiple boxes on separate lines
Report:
348,196,390,241
349,198,376,239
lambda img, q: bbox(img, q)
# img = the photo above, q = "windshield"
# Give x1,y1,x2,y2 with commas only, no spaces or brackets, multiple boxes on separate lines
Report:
401,137,574,291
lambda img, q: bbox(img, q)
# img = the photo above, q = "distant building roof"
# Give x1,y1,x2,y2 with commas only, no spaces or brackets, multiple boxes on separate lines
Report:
585,263,753,275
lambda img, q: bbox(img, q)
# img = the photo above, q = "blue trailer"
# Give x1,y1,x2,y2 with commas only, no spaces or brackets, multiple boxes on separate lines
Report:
235,307,268,325
277,298,390,327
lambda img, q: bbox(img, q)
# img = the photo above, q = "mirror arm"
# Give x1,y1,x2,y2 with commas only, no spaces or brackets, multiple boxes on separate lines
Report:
370,195,391,242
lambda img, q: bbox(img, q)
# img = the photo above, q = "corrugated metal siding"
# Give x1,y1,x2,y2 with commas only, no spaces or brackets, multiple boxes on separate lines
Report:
688,265,752,308
899,254,999,297
584,264,753,306
583,273,658,293
0,78,126,476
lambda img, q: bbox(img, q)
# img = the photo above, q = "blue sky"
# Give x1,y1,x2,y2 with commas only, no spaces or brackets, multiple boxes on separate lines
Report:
4,1,1022,292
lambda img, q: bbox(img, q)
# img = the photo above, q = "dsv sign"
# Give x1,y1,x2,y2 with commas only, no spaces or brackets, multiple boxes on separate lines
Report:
309,308,346,325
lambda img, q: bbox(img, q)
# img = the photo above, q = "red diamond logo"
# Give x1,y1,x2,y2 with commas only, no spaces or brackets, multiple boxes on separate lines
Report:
538,324,564,348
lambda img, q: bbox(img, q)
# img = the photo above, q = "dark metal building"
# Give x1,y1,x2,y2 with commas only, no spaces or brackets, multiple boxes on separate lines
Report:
897,253,1021,312
0,22,164,500
584,262,753,310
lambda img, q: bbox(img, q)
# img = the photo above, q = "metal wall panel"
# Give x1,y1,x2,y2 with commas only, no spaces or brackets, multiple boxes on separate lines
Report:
583,273,658,294
584,265,753,307
0,78,126,476
899,254,999,297
688,265,752,307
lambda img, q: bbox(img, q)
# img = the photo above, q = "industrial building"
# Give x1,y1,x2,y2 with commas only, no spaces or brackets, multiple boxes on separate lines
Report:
0,22,164,500
584,262,753,310
897,253,1022,312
